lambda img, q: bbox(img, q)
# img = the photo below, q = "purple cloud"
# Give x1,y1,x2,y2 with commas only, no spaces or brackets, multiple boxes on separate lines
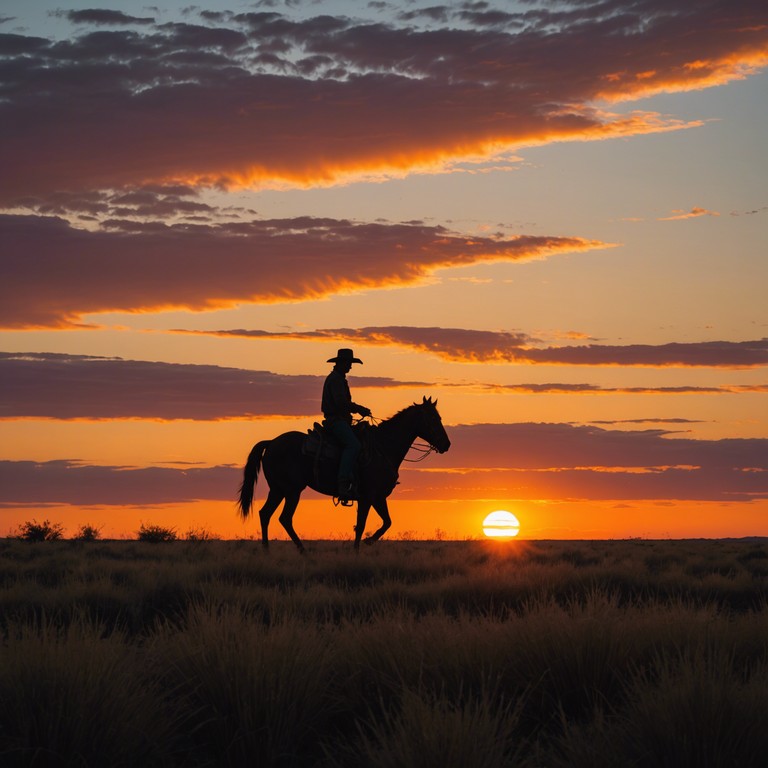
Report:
186,327,768,368
0,352,424,419
1,214,601,328
1,423,765,505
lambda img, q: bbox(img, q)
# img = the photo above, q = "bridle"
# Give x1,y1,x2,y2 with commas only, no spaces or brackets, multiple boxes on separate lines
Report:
404,440,437,462
359,407,442,462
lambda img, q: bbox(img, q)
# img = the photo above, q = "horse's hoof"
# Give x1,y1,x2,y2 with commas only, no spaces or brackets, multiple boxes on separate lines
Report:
363,537,376,547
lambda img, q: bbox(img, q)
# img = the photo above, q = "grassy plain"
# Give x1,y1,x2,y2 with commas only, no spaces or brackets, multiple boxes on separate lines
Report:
1,537,767,767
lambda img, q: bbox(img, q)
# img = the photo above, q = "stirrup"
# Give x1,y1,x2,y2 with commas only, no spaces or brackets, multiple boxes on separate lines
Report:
335,478,355,506
333,495,355,507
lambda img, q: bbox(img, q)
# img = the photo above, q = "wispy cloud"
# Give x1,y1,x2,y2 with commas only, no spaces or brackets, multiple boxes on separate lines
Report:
184,326,768,368
486,383,768,395
54,9,155,26
1,1,765,201
730,205,768,217
658,206,720,221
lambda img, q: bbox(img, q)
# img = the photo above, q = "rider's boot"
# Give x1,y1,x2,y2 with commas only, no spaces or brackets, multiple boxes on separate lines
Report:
338,476,355,505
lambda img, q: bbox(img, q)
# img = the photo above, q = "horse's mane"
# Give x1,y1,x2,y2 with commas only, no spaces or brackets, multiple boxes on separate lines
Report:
376,400,432,430
386,402,419,422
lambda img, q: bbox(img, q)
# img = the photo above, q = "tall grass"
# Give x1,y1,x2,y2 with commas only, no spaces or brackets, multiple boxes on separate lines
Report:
0,538,766,766
0,616,177,766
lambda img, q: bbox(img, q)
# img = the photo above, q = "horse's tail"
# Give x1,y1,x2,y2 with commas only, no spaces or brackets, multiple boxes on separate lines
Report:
238,440,270,520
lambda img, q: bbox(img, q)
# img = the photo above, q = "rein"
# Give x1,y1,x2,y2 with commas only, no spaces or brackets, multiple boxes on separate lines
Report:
358,414,439,463
404,441,437,462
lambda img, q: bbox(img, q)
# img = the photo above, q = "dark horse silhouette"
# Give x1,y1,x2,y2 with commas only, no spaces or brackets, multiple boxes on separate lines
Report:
238,397,451,552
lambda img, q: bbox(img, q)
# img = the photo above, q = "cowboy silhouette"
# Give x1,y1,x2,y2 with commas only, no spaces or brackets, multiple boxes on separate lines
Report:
322,348,371,499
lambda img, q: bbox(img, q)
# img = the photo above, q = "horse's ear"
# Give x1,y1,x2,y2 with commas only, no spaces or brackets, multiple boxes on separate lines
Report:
422,395,432,405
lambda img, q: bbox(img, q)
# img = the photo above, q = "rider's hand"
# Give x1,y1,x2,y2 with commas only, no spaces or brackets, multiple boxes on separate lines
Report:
360,406,372,417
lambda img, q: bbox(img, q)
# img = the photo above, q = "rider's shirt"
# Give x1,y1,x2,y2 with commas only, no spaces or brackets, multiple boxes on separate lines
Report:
322,368,363,424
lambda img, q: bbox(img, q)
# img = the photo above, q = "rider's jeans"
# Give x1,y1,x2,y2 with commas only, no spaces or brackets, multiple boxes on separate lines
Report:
326,420,361,484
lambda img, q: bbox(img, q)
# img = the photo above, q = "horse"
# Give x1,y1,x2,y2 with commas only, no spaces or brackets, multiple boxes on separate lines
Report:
238,396,451,552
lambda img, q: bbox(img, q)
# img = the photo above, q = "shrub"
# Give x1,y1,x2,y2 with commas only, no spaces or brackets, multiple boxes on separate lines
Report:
16,519,64,542
136,523,177,543
74,524,102,541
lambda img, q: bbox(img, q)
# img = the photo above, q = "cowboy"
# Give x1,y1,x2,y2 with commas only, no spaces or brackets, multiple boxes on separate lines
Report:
322,348,372,499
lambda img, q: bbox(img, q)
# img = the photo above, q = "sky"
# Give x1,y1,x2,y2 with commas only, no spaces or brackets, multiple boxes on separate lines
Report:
1,0,767,541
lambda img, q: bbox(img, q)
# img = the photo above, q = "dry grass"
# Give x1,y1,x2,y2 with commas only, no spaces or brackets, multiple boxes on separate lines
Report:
0,538,766,766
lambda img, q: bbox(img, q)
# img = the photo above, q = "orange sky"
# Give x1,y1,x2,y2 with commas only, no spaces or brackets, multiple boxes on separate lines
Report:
1,0,767,542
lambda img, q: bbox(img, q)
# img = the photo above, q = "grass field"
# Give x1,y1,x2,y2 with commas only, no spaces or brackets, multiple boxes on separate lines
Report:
1,537,767,767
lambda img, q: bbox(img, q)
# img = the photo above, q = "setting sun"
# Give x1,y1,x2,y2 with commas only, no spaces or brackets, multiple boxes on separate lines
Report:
482,510,521,538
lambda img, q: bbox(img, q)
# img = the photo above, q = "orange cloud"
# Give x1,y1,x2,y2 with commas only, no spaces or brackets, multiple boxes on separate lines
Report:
659,206,720,220
186,326,768,368
0,2,766,201
0,215,607,328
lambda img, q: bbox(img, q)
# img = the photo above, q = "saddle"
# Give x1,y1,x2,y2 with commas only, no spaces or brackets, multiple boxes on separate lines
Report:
302,422,341,461
301,422,369,503
302,421,369,459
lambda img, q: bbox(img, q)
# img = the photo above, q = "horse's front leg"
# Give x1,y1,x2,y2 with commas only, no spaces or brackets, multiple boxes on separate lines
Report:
354,500,372,551
278,492,306,554
364,497,392,546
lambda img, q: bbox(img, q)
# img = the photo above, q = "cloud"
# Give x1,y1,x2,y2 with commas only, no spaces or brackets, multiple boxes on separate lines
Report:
2,351,762,422
185,326,768,367
404,422,768,502
57,10,155,26
1,422,765,504
439,423,768,473
0,352,425,420
0,460,235,505
488,383,768,395
730,206,768,217
1,2,766,200
400,465,768,502
658,206,720,220
0,214,605,328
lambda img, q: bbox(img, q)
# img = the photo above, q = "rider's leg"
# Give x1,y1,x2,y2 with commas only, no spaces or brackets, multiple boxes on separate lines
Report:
327,420,361,496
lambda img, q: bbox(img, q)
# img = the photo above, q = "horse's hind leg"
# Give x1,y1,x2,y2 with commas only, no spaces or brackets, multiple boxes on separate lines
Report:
279,492,306,554
364,497,392,546
259,488,283,551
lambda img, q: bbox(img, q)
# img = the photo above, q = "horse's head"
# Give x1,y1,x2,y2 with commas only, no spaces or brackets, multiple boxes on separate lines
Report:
415,396,451,453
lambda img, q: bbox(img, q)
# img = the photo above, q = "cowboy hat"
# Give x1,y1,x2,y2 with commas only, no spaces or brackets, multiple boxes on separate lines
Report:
327,348,363,364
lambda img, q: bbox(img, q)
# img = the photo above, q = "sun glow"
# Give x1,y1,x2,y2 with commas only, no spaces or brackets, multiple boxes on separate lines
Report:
482,510,521,539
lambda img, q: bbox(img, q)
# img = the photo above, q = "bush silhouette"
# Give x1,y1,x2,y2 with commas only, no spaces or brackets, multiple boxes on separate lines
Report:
17,519,64,542
74,524,102,541
137,524,177,543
